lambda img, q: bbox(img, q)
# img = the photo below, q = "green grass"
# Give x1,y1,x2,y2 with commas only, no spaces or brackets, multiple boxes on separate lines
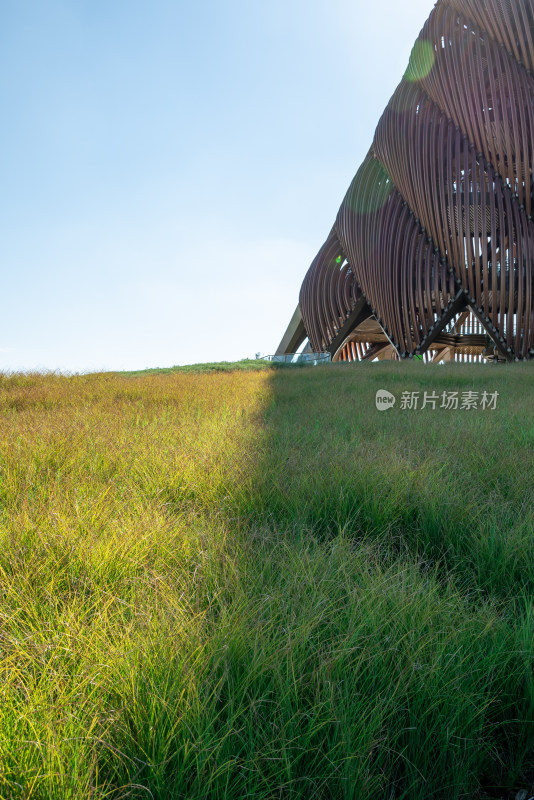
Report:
119,358,272,376
0,362,533,798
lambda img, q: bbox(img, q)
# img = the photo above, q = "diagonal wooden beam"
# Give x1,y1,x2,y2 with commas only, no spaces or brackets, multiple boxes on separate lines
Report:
449,310,471,335
417,290,468,354
466,303,511,361
360,343,392,361
431,346,451,363
275,305,307,355
327,297,372,358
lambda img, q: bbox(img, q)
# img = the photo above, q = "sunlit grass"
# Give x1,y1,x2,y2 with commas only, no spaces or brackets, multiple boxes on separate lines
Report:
0,363,533,798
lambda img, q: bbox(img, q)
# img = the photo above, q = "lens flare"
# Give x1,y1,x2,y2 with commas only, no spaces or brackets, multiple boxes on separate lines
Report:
404,40,435,82
347,157,394,215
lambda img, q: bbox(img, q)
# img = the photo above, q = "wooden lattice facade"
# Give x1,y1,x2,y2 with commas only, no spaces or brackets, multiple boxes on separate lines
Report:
282,0,534,363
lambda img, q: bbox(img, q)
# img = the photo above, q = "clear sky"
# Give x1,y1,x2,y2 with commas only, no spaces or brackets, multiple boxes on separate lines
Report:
1,0,436,373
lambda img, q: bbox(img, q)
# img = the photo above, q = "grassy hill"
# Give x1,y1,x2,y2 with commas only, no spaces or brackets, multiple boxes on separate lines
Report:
1,362,534,799
119,358,273,376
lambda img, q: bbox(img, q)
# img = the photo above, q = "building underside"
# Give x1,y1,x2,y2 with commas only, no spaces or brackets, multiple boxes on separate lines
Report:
277,0,534,363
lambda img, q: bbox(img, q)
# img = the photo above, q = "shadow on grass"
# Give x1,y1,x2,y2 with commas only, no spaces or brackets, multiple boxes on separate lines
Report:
2,363,534,799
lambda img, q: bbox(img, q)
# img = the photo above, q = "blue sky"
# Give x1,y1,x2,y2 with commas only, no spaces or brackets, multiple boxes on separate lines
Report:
1,0,436,372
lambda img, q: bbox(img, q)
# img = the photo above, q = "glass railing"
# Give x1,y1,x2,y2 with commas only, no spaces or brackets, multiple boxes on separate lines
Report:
260,353,331,365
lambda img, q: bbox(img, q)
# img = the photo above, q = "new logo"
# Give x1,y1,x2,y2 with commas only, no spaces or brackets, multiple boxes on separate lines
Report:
375,390,396,411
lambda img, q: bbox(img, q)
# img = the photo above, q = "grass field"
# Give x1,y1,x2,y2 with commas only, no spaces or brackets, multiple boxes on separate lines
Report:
1,362,534,799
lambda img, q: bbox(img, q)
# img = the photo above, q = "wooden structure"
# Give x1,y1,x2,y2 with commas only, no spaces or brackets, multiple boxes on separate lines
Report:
279,0,534,363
